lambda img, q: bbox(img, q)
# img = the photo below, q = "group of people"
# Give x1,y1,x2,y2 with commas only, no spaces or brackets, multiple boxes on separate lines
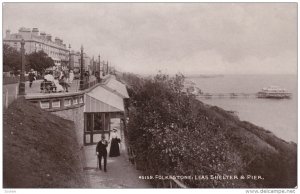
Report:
96,128,121,172
42,71,68,92
59,70,75,84
28,69,76,91
40,69,75,93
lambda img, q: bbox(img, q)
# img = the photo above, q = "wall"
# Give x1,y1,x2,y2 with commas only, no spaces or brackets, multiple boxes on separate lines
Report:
3,83,19,109
52,106,85,148
25,83,127,152
26,92,85,146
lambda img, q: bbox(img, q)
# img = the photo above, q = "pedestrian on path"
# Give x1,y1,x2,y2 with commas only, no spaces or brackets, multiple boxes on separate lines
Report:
28,69,36,88
59,74,70,92
109,128,121,157
59,70,64,80
96,134,109,172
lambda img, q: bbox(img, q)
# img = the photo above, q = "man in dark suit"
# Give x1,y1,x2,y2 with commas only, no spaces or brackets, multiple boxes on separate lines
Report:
28,69,36,88
96,135,109,172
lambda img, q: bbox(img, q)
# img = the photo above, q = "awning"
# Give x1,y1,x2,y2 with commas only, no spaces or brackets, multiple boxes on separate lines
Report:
85,86,125,113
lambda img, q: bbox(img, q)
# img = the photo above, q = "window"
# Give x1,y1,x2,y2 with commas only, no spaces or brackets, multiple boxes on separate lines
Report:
79,96,84,103
105,113,110,131
73,98,78,105
52,100,60,108
40,101,50,109
64,99,71,107
86,113,93,131
94,113,103,131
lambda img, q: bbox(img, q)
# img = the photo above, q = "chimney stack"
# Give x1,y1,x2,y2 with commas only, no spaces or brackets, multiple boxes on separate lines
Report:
40,32,46,39
55,37,60,44
46,34,52,41
5,30,11,38
32,28,39,36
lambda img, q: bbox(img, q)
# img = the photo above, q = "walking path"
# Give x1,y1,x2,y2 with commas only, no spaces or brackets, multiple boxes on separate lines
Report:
4,75,151,188
83,145,152,188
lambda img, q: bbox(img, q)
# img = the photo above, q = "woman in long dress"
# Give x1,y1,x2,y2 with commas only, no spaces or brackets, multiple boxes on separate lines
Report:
69,70,74,84
109,128,120,157
44,72,64,92
53,78,64,92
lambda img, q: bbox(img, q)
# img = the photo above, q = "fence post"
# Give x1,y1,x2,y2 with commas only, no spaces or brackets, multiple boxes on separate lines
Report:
77,80,79,92
15,85,18,99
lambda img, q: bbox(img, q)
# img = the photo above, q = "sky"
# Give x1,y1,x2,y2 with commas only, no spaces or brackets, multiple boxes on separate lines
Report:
2,3,297,75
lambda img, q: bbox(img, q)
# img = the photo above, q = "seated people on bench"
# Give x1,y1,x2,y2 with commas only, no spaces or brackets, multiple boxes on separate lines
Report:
43,71,64,92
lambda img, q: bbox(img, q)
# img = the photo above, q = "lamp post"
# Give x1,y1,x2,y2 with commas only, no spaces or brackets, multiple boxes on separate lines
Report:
80,45,84,90
18,39,26,96
102,60,105,76
92,56,95,74
68,44,71,70
106,60,109,75
98,54,100,73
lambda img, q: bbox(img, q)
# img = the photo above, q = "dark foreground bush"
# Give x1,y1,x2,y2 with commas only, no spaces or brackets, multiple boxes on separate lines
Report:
119,72,297,188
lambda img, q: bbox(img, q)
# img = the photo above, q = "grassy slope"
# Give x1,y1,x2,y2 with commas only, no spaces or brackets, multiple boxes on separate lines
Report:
206,105,297,188
3,98,87,188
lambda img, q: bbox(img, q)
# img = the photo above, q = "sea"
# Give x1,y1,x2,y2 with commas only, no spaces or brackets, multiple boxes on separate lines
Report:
186,74,297,143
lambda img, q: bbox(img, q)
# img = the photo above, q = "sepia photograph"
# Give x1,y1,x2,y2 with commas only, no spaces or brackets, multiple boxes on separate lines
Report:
2,2,298,192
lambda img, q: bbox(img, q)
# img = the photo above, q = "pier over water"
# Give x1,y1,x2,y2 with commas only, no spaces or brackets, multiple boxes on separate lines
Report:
197,93,257,99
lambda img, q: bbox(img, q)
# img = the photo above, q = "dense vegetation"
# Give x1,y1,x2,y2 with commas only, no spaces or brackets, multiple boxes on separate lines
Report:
3,44,21,73
26,50,55,73
119,72,297,188
3,44,55,74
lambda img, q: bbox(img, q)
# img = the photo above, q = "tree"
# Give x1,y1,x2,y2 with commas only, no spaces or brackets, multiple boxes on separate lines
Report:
26,51,55,74
3,44,21,73
121,72,296,188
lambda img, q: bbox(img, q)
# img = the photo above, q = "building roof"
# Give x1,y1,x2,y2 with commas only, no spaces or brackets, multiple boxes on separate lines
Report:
85,85,125,113
84,76,129,113
103,76,129,98
4,28,68,51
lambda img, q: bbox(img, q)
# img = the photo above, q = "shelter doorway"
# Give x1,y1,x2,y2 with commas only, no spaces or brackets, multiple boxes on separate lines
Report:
84,112,110,145
83,112,125,147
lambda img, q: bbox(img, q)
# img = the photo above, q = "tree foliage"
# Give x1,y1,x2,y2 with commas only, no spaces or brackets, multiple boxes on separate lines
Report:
119,72,297,188
3,44,21,73
3,44,55,74
26,50,55,73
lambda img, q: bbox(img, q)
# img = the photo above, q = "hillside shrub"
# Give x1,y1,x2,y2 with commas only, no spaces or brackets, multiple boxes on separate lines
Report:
119,72,297,188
